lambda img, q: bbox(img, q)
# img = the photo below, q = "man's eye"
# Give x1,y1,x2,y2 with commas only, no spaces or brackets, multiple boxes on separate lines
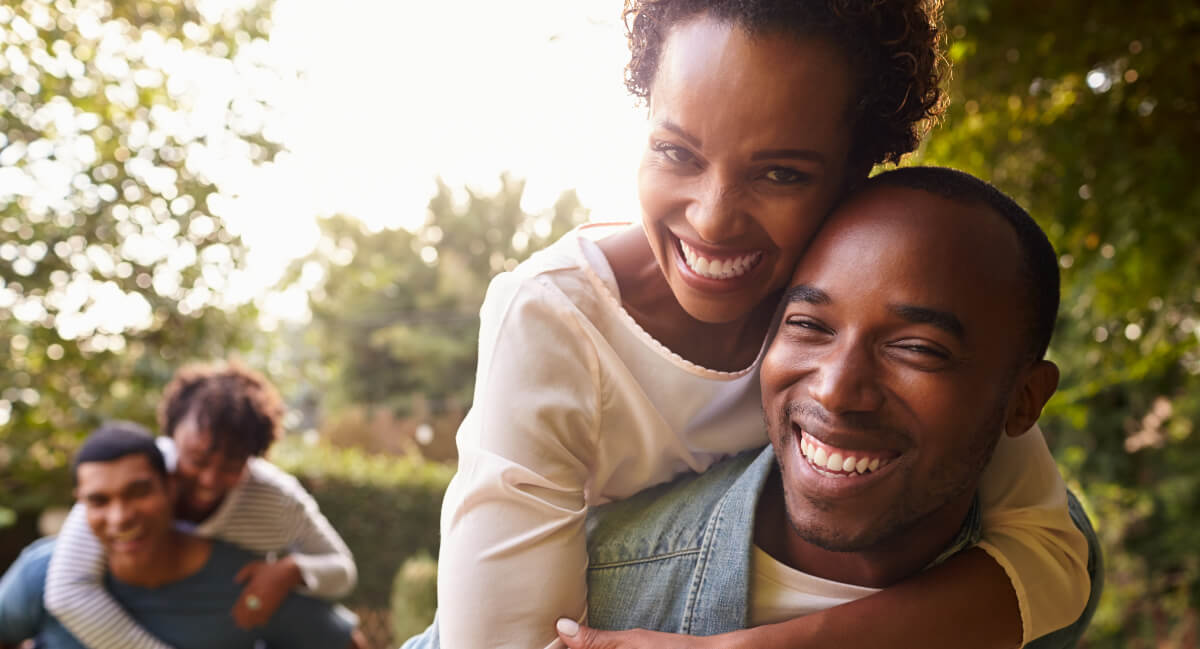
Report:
892,342,951,360
784,317,829,334
764,167,810,184
127,482,152,497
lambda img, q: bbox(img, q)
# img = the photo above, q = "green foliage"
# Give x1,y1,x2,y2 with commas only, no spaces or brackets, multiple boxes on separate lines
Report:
0,0,275,520
924,2,1200,644
391,552,439,643
286,174,587,417
269,436,454,610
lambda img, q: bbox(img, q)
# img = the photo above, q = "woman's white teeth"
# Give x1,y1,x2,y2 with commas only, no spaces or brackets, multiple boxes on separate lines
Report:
799,434,890,477
680,240,761,279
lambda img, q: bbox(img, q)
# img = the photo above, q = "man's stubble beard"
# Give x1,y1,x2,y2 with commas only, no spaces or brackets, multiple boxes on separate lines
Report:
772,396,1009,554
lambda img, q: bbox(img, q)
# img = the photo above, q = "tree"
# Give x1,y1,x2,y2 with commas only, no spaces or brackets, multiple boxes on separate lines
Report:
0,0,277,528
923,2,1200,645
289,174,587,422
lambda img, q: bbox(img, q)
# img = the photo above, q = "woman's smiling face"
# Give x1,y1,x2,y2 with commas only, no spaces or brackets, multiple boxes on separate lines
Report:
637,16,860,325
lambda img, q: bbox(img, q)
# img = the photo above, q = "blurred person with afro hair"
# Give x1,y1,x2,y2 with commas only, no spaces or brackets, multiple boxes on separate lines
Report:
44,361,357,649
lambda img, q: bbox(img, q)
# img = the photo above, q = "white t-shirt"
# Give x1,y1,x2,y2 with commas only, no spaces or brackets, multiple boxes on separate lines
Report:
436,224,1089,649
748,545,880,627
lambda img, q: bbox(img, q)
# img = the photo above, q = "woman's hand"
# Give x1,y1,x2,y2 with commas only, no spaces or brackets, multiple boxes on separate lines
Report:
231,555,303,628
556,619,742,649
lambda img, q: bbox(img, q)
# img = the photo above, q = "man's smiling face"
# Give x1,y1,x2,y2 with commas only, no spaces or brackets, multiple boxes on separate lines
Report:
761,184,1046,557
78,453,174,574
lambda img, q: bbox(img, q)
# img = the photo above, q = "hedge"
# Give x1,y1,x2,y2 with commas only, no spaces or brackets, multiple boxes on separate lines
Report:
269,436,454,611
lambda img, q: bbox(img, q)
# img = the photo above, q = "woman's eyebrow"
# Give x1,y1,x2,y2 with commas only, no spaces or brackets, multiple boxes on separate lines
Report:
656,120,826,165
656,119,702,147
750,148,826,164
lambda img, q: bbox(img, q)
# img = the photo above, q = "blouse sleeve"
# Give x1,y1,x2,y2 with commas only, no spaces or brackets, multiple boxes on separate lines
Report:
436,271,601,649
975,425,1092,645
282,484,359,599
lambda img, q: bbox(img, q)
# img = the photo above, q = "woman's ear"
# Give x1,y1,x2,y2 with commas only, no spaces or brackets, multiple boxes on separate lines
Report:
1005,360,1060,437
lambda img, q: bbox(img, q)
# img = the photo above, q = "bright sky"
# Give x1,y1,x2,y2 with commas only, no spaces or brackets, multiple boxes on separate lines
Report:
224,0,647,321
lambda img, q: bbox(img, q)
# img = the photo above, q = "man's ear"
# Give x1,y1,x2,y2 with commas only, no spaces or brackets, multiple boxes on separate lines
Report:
1005,360,1060,437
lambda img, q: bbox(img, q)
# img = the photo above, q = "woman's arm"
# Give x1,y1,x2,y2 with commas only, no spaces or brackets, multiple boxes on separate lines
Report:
555,427,1092,649
558,548,1020,649
280,488,358,599
43,504,176,649
437,271,601,649
974,425,1091,644
228,464,360,628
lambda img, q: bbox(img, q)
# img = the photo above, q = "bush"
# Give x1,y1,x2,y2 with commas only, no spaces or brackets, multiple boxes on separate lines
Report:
391,552,439,642
269,436,453,610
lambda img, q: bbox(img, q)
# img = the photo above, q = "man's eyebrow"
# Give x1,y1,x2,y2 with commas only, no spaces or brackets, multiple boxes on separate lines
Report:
783,285,831,305
122,478,154,493
890,304,966,339
658,119,702,148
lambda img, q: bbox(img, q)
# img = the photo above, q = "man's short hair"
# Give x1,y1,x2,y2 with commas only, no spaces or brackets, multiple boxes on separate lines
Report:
71,421,167,485
865,166,1060,360
157,360,284,459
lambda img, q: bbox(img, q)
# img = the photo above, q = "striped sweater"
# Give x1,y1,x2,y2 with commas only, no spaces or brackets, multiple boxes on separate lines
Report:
43,442,356,649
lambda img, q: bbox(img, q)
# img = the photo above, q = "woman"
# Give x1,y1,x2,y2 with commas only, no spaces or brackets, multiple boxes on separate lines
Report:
434,2,1089,648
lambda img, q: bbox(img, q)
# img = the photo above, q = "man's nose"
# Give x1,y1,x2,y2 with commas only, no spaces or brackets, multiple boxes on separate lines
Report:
807,338,884,414
687,175,747,243
107,499,133,528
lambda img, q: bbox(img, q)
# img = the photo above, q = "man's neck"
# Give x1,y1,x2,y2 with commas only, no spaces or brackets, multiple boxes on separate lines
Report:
108,530,212,588
753,469,976,588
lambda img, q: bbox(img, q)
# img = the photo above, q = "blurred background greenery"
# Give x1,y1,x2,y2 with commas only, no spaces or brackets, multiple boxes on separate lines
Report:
0,0,1196,647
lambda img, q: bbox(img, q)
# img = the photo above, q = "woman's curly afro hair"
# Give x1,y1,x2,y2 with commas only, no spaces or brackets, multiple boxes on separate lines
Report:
622,0,947,168
158,359,285,459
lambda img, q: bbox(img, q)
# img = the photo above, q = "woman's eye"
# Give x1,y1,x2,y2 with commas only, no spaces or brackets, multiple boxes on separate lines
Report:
654,142,695,164
764,167,809,184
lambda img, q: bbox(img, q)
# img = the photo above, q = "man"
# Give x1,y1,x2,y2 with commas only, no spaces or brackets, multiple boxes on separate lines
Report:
553,167,1102,648
403,166,1101,648
0,422,365,649
44,361,356,649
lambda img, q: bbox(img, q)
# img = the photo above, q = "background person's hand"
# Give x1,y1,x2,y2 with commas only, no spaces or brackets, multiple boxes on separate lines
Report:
231,556,303,629
556,618,733,649
343,629,369,649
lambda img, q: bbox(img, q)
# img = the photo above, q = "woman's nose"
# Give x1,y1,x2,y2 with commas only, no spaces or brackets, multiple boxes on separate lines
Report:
687,176,746,243
196,466,222,488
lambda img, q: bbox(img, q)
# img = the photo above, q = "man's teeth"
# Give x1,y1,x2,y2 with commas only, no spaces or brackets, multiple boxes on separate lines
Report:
113,527,143,542
680,240,762,280
800,435,888,477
